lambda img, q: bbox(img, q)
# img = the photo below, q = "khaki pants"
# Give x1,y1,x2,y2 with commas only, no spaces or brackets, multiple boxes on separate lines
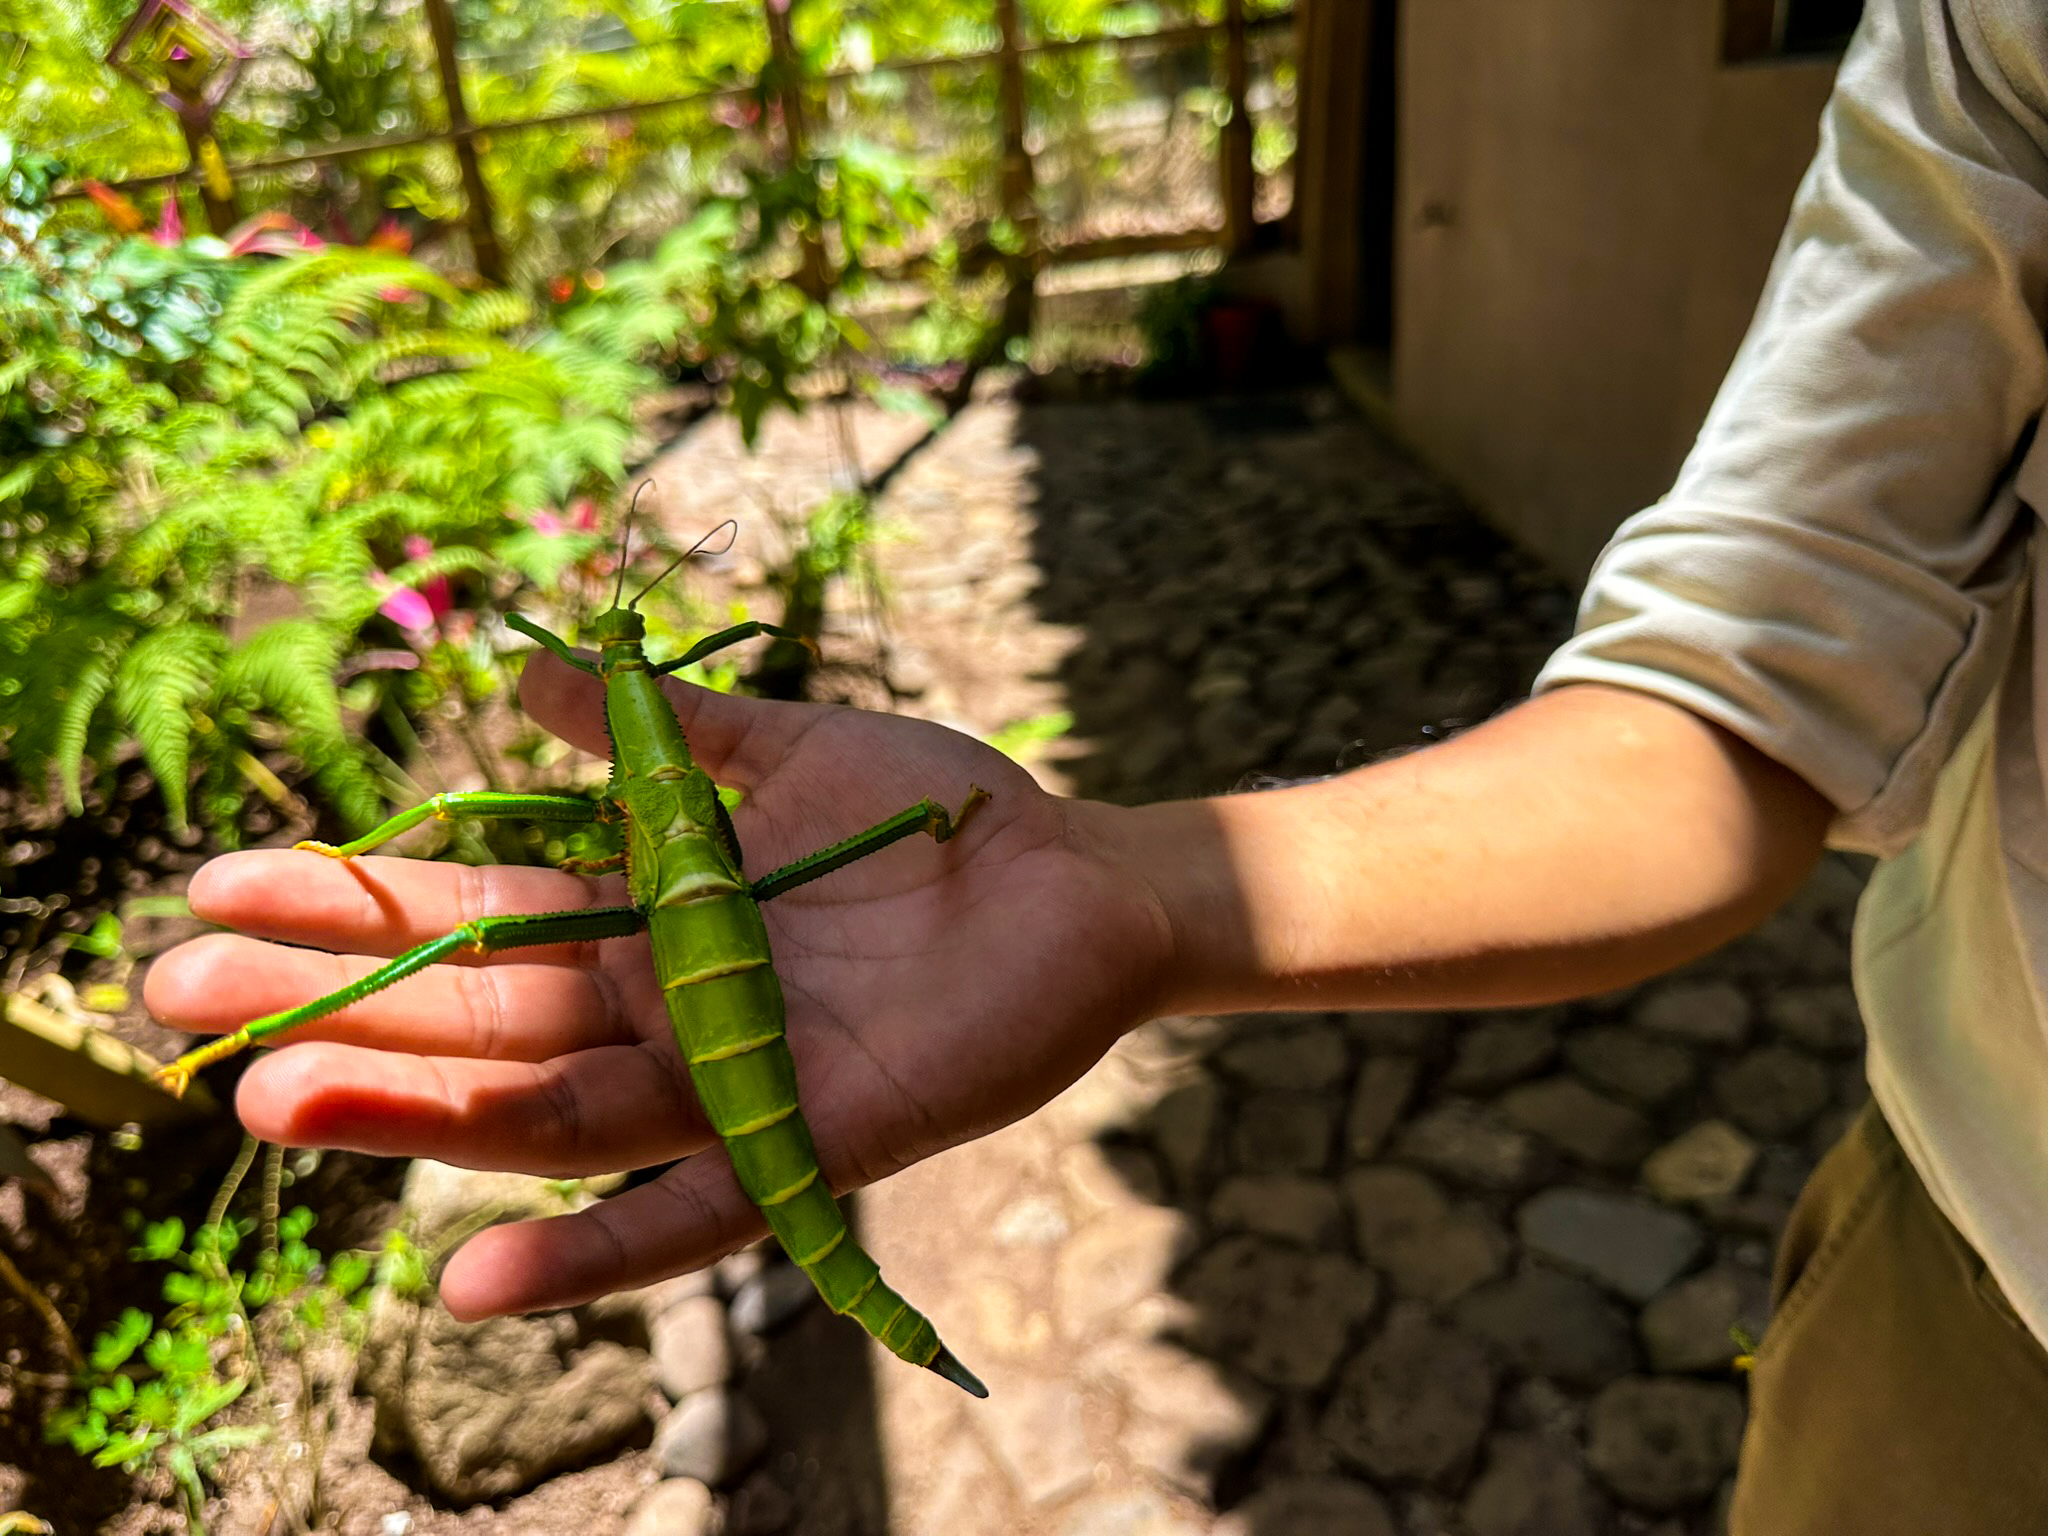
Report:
1730,1103,2048,1534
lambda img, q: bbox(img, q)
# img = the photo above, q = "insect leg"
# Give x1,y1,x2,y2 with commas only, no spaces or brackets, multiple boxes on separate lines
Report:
650,621,812,676
296,792,605,859
153,905,648,1097
749,788,989,903
506,613,600,675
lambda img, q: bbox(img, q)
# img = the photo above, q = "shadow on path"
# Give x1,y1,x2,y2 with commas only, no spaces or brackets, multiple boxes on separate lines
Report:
1004,384,1867,1536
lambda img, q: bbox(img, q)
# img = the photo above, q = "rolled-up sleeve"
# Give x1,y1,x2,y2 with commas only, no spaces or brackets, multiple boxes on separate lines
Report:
1535,0,2048,856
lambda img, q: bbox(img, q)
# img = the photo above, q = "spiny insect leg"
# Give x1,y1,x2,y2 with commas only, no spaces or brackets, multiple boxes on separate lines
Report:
153,905,648,1098
296,792,605,859
650,621,813,677
749,788,990,903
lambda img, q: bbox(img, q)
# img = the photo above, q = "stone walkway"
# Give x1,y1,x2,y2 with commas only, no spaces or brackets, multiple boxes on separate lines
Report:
585,380,1871,1536
827,383,1867,1536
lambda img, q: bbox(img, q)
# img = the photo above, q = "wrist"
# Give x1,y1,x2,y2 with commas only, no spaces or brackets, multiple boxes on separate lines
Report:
1066,794,1255,1021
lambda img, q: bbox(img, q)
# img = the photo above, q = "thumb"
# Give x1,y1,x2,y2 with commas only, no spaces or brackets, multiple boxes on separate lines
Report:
516,648,825,787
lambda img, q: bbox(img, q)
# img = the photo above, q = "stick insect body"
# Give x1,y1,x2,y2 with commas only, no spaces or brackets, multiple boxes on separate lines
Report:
156,507,991,1397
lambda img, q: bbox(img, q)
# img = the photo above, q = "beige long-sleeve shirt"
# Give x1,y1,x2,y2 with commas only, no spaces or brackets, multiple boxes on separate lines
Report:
1535,0,2048,1342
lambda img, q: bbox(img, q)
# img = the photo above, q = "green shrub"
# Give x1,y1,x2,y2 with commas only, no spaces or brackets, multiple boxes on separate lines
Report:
0,136,647,836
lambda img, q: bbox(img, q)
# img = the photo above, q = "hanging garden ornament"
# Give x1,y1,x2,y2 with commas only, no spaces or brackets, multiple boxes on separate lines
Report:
106,0,248,120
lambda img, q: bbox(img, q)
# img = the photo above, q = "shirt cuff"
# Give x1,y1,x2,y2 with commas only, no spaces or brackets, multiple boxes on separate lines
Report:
1533,501,2030,857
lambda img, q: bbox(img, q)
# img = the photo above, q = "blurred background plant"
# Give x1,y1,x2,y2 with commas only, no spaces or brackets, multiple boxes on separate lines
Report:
0,121,943,844
0,135,650,842
45,1139,432,1534
0,0,1294,847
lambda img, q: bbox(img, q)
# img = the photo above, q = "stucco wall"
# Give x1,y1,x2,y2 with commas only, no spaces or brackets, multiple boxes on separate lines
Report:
1392,0,1839,579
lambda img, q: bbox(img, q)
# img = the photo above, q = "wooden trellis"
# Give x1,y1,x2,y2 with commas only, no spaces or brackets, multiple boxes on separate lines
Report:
79,1,1293,289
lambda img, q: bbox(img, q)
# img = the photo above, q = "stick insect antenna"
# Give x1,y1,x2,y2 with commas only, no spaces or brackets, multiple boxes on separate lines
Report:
611,480,657,610
630,518,740,609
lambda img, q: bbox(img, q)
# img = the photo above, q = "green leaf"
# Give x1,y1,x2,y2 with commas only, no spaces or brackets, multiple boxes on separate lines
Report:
186,1423,271,1463
63,910,125,960
92,1428,163,1468
144,1327,212,1379
115,624,226,832
171,1375,246,1434
327,1250,371,1299
986,711,1074,761
89,1308,153,1372
134,1217,185,1263
55,638,124,816
56,1409,109,1456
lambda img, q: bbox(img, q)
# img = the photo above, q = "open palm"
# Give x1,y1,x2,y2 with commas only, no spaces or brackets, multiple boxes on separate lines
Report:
144,651,1169,1318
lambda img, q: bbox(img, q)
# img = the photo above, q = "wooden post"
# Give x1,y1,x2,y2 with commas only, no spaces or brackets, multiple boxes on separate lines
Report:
421,0,507,285
992,0,1039,344
0,990,216,1128
1721,0,1781,62
176,114,237,236
762,0,832,296
1220,0,1257,255
1292,0,1383,343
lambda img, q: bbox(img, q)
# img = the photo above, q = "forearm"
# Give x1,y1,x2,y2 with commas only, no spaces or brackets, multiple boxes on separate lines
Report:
1097,683,1833,1016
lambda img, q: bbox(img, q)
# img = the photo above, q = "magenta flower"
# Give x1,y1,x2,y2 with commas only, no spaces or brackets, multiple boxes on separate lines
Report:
371,538,455,638
402,535,455,621
150,194,185,248
527,501,599,537
376,585,436,633
225,211,327,259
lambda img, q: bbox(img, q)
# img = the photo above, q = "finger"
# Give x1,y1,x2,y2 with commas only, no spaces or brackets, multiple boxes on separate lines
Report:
518,649,822,787
144,933,633,1061
235,1038,712,1174
186,848,630,960
440,1151,766,1318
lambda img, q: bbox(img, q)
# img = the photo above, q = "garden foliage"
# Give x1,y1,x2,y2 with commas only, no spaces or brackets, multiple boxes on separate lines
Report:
46,1178,425,1536
0,137,650,835
0,0,1266,840
0,126,931,838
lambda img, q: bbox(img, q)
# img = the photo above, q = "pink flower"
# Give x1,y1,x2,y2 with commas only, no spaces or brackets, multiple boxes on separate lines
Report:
371,538,455,637
225,211,327,259
527,501,598,537
150,194,185,248
376,584,436,633
402,536,454,620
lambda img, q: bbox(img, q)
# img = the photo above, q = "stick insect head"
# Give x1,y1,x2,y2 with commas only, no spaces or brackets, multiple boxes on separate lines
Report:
585,607,648,649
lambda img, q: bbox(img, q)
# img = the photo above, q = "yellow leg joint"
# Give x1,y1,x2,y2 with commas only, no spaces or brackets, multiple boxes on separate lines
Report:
153,1029,253,1099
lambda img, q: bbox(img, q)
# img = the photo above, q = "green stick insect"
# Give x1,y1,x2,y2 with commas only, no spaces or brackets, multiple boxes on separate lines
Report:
155,500,992,1397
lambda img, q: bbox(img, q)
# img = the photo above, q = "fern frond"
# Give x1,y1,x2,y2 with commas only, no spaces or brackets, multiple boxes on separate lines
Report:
451,287,535,334
56,629,129,814
215,619,381,831
115,623,226,830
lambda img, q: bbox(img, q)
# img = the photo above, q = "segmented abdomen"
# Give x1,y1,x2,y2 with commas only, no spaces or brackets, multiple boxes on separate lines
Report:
648,894,970,1382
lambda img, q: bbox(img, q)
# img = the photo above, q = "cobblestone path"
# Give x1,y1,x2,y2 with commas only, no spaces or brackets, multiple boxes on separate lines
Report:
839,383,1869,1536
